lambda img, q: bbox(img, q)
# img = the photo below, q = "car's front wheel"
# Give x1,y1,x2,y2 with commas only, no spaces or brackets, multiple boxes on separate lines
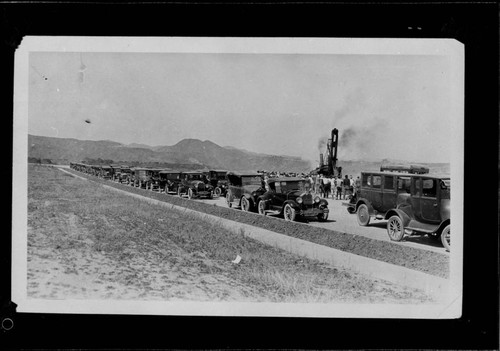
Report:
258,200,267,215
283,204,296,222
317,212,328,222
387,215,405,241
441,224,450,251
241,197,252,212
214,187,221,197
188,188,194,199
356,204,370,226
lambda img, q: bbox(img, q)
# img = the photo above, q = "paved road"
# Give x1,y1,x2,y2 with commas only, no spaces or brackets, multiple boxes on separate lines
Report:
194,194,449,255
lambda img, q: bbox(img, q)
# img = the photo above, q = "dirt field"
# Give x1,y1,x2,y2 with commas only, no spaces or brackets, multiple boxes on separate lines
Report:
27,165,435,303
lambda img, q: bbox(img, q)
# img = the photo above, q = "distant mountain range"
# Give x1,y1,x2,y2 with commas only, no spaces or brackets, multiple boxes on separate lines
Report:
28,135,313,172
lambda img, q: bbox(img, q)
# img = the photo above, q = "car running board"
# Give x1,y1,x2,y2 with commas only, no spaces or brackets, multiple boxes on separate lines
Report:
405,220,440,234
263,210,280,215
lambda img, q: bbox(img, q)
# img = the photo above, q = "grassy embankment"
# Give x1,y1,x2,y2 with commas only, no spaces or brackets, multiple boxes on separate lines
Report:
27,164,434,303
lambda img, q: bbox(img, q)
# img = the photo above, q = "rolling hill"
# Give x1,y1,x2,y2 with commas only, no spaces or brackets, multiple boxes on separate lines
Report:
28,135,312,172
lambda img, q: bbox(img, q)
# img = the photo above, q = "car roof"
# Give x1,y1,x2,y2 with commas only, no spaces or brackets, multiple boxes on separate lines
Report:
183,171,205,174
209,169,228,173
159,170,181,174
227,171,261,177
267,177,305,183
362,171,450,179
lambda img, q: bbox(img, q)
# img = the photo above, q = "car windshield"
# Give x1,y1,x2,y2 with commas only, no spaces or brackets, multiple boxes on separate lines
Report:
241,176,262,186
280,180,304,193
188,174,203,180
216,173,226,180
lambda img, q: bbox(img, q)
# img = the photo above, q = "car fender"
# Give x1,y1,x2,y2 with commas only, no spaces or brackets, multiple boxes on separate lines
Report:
319,199,328,207
283,200,300,210
384,208,411,227
257,196,270,210
436,219,450,234
355,197,375,215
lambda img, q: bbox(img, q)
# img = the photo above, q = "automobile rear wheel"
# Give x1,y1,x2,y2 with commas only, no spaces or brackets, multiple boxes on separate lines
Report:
356,204,370,226
226,192,232,208
188,188,194,199
214,187,221,197
387,215,405,241
441,224,450,251
317,212,328,222
283,204,296,222
241,197,252,212
258,200,267,215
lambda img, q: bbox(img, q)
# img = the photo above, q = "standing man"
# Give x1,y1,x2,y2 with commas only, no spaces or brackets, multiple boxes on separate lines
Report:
343,174,350,199
323,176,331,198
349,175,355,198
354,176,361,194
335,177,342,200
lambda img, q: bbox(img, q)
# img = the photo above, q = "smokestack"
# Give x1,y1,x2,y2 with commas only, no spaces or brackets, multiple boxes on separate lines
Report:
319,154,324,167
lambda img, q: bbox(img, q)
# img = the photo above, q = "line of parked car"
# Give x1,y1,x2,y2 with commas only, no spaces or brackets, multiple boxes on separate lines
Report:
68,163,451,251
68,163,330,223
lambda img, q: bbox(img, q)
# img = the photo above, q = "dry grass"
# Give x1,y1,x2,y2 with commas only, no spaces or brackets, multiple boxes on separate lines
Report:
27,164,434,303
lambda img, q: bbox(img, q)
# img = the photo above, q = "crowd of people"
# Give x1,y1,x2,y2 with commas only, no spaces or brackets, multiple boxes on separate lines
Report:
309,174,361,200
257,170,360,200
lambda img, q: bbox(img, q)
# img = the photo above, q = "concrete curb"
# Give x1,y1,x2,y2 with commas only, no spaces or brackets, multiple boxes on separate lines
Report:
60,168,450,301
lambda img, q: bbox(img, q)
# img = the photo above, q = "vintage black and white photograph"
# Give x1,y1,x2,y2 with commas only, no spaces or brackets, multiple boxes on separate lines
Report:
12,36,463,318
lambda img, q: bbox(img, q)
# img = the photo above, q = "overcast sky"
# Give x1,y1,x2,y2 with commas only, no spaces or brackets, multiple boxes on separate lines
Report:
28,49,455,164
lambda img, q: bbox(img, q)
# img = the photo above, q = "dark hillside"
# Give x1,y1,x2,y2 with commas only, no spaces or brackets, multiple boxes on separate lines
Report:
28,134,312,172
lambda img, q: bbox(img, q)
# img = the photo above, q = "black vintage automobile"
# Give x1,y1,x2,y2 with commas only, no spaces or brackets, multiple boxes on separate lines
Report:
178,172,214,199
128,168,137,186
225,171,266,212
117,166,132,184
159,171,182,194
345,171,451,250
133,168,162,190
99,165,113,179
257,177,329,222
208,170,229,197
109,164,122,181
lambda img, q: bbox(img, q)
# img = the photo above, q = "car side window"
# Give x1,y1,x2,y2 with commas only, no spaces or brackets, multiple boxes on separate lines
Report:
397,177,411,193
372,175,381,188
422,179,437,197
275,183,281,193
269,182,276,192
414,178,421,196
384,176,394,190
362,174,370,187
